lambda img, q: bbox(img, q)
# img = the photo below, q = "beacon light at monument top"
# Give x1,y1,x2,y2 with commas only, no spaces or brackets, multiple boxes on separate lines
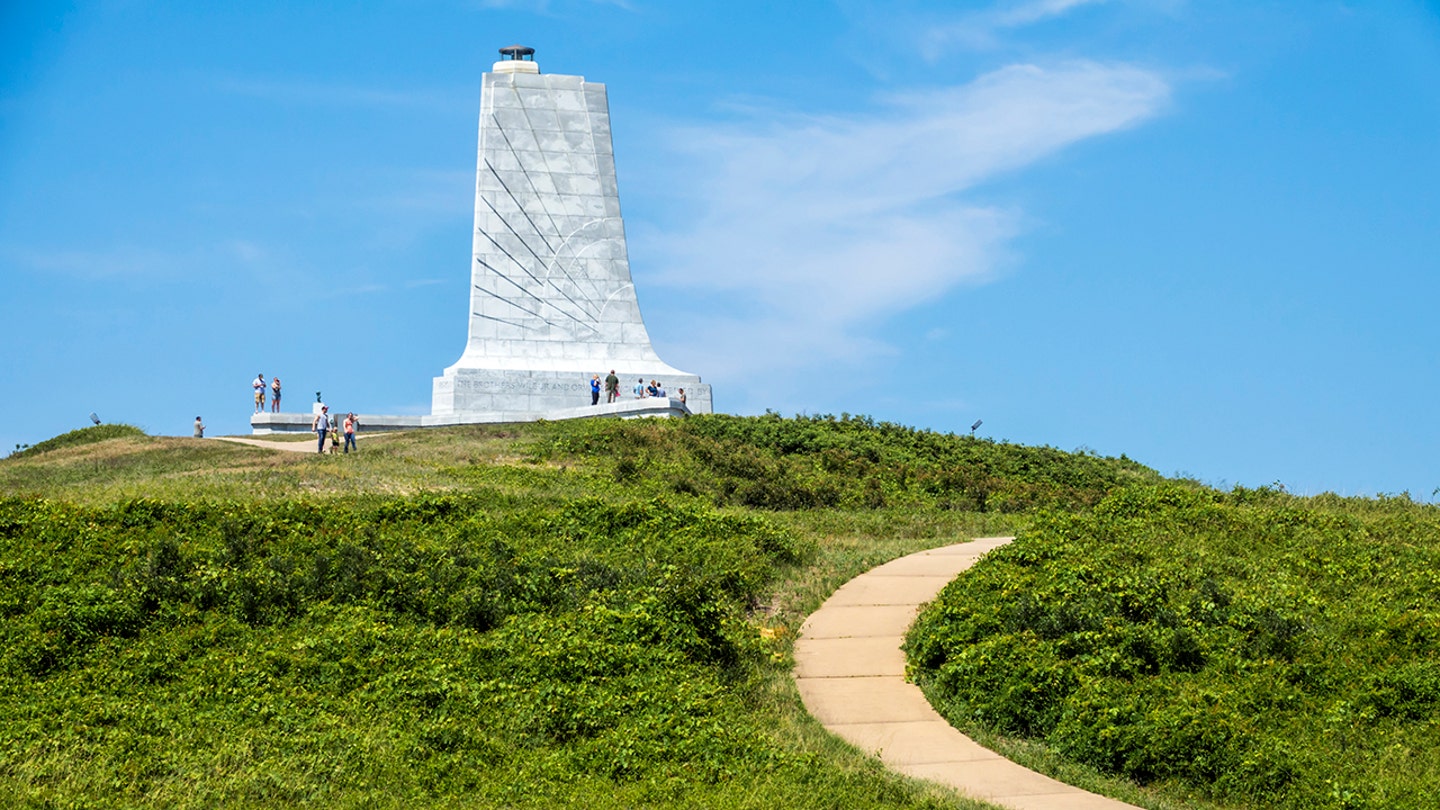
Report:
251,46,710,435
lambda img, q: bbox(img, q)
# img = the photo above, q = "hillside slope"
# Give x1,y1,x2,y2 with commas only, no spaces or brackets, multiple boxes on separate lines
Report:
0,416,1152,809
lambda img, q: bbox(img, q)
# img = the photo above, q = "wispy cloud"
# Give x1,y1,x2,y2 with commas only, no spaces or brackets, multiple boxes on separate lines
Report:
214,77,455,110
920,0,1112,55
639,60,1169,378
350,169,473,216
225,239,268,263
994,0,1111,28
2,244,190,281
470,0,634,13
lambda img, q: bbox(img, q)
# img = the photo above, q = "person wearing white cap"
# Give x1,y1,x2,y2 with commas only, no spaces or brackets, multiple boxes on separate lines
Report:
312,405,332,454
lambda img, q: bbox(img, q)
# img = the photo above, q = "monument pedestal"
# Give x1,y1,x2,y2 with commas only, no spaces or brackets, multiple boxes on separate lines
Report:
433,368,711,416
252,396,696,435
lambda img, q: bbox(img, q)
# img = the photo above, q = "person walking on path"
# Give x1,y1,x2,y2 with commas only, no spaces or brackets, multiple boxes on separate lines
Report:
343,412,358,454
270,377,282,413
590,375,602,406
193,416,205,438
312,406,331,454
253,373,267,413
605,370,620,403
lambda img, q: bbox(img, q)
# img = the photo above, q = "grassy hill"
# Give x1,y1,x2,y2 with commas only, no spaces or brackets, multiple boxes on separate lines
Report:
0,415,1151,809
14,414,1434,809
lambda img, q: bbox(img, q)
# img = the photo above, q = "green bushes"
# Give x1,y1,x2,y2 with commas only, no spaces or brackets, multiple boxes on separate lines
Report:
536,413,1158,512
0,495,798,638
0,492,899,807
0,414,1120,807
24,413,1413,807
907,484,1440,809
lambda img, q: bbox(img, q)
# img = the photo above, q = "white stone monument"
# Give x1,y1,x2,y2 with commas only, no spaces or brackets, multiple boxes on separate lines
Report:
431,45,712,417
252,46,707,435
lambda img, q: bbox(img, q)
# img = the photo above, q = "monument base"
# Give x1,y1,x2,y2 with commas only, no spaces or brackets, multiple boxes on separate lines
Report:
432,367,713,416
249,398,696,435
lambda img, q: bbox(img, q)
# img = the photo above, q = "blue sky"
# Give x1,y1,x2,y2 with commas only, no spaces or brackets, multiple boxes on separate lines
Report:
3,1,1438,498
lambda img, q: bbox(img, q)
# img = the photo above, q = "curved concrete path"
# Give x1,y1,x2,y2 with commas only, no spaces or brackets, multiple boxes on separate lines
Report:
794,537,1141,810
212,436,318,453
211,435,388,453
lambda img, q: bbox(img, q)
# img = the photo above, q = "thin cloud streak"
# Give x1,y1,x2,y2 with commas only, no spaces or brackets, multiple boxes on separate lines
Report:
470,0,634,13
2,244,199,282
919,0,1113,55
994,0,1111,28
214,77,456,110
641,60,1170,378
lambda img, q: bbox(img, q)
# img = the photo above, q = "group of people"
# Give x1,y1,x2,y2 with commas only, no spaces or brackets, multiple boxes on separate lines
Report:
590,370,686,406
243,373,359,454
252,373,282,414
311,406,360,454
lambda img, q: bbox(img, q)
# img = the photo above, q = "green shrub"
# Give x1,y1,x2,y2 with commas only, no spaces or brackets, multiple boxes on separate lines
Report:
0,492,909,807
9,423,147,458
535,412,1158,513
908,483,1440,809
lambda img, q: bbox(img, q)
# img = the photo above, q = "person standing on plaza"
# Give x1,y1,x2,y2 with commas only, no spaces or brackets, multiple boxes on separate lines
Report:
312,405,331,454
605,370,620,403
634,378,646,398
590,374,602,406
343,412,358,454
253,373,267,413
270,376,282,413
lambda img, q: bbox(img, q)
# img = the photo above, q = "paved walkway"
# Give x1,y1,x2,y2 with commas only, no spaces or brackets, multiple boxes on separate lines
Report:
212,436,334,453
794,537,1142,810
211,435,389,453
